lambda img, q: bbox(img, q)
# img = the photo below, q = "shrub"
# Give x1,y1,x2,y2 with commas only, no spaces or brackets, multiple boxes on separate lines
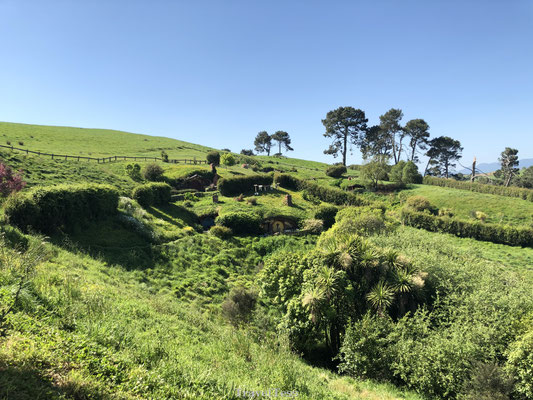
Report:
338,314,394,380
246,197,257,205
438,207,454,217
505,329,533,398
209,225,233,240
301,219,323,234
221,286,257,326
131,182,171,207
406,196,437,214
0,163,26,197
215,212,262,235
160,150,169,162
221,153,236,166
125,163,142,181
206,151,220,166
18,141,23,146
326,164,347,178
402,161,423,184
4,184,118,234
314,205,338,229
218,174,272,196
389,161,406,183
474,211,488,222
333,207,387,237
461,362,513,400
143,163,164,181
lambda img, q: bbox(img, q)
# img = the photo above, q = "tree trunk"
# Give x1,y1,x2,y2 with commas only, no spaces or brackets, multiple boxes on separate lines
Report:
423,157,432,176
410,141,417,161
342,131,348,166
471,157,476,182
445,161,449,178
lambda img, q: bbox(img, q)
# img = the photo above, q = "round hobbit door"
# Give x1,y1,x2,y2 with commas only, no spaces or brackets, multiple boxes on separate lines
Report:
272,221,284,233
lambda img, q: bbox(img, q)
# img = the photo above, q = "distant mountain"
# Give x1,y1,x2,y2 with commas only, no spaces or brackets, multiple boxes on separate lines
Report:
459,158,533,174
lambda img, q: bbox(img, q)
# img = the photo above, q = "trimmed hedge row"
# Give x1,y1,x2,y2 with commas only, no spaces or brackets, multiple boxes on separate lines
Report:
217,174,273,196
423,176,533,202
4,183,118,234
274,174,367,206
401,208,533,247
132,182,171,207
215,212,262,235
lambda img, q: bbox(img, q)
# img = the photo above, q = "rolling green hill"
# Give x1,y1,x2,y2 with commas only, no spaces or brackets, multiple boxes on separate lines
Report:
1,122,532,400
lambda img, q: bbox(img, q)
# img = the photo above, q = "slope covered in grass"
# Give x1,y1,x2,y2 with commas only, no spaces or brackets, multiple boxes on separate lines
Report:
402,184,533,227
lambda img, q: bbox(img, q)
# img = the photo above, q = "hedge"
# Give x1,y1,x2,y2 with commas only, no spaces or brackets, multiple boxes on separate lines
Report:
401,208,533,247
132,182,171,207
423,176,533,202
4,183,118,234
217,174,273,197
274,174,367,206
215,212,262,235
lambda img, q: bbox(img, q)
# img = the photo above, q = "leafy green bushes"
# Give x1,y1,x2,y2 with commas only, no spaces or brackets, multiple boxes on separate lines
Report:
217,174,272,196
143,163,164,181
325,164,347,178
215,212,262,235
206,150,220,165
405,195,437,214
401,208,533,247
274,174,366,206
221,153,236,166
208,225,233,239
314,205,338,229
132,182,171,207
505,328,533,398
424,176,533,202
4,184,118,233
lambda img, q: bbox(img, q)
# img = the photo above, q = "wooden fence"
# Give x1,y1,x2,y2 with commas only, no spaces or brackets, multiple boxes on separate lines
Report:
0,144,208,164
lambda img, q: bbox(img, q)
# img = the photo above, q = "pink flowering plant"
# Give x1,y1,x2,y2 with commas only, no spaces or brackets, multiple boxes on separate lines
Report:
0,163,26,197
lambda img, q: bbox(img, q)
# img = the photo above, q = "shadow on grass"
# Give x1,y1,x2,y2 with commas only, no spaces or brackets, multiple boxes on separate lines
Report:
50,217,156,270
0,362,109,400
147,203,200,227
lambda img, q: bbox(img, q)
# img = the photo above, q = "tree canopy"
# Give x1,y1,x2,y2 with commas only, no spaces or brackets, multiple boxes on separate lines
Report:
424,136,463,178
271,131,293,154
322,106,368,166
498,147,519,187
254,131,272,156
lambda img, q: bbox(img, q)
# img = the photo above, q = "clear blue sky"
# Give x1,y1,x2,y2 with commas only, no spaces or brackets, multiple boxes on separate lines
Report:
1,0,532,166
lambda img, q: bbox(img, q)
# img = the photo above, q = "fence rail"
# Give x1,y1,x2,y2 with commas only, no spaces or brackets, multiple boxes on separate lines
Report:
0,144,208,164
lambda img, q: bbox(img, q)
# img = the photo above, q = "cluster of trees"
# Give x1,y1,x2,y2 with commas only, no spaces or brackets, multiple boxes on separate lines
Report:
322,107,463,178
253,131,293,156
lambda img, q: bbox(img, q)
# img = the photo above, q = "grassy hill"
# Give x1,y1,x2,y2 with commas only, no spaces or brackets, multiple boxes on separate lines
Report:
1,121,532,400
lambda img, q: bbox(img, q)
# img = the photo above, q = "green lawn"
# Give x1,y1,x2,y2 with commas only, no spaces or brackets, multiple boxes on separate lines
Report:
402,184,533,227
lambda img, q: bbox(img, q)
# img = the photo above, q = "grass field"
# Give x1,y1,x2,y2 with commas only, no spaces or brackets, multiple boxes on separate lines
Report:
401,184,533,227
2,121,533,399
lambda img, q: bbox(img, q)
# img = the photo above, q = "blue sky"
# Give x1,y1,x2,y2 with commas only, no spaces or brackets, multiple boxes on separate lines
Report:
1,0,532,166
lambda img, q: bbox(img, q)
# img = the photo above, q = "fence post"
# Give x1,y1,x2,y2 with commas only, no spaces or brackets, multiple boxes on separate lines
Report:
52,154,54,160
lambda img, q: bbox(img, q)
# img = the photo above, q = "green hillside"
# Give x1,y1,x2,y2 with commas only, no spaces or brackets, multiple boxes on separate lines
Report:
1,122,532,400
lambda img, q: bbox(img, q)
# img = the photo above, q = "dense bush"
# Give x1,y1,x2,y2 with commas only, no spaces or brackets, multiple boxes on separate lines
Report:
132,182,171,207
209,225,233,240
206,150,220,166
389,161,406,183
325,164,347,178
424,176,533,202
274,174,366,206
314,205,338,229
301,218,323,234
402,161,423,184
4,184,118,233
143,163,164,181
405,195,437,214
215,212,262,235
221,153,236,166
125,163,142,181
217,174,272,196
505,329,533,398
401,208,533,247
221,286,258,326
